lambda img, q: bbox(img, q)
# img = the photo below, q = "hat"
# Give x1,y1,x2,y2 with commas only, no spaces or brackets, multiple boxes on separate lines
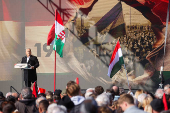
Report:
0,91,4,98
54,89,62,96
57,96,74,110
150,99,164,112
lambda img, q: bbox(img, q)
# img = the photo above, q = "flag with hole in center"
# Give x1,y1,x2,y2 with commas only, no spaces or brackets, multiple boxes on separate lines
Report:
108,41,124,78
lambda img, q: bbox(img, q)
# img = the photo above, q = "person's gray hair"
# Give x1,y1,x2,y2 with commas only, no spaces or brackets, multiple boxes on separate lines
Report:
36,96,46,108
95,93,110,106
6,92,12,98
164,84,170,94
155,88,164,99
21,87,32,99
47,103,67,113
86,88,95,93
85,92,93,98
138,93,147,104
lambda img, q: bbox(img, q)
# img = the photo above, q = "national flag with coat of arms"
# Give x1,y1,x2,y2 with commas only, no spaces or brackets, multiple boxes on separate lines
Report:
108,40,124,78
47,10,65,57
47,9,65,91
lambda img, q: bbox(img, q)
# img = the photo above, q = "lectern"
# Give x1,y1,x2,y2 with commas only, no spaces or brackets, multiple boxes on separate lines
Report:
14,63,31,88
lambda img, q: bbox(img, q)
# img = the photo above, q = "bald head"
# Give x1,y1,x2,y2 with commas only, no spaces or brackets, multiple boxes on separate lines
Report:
112,86,119,95
26,48,31,57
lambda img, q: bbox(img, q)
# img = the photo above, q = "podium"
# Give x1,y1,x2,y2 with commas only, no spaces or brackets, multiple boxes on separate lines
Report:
14,63,32,88
14,63,31,69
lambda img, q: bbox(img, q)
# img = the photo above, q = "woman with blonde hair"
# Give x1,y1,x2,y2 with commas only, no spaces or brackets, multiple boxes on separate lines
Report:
144,105,152,113
143,95,153,109
134,89,143,100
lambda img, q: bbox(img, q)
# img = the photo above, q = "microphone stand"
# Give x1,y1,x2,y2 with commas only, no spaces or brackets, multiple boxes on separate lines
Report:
159,66,164,89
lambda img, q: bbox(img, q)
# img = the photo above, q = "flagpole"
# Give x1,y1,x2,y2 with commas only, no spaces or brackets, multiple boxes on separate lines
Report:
123,64,130,91
54,46,56,91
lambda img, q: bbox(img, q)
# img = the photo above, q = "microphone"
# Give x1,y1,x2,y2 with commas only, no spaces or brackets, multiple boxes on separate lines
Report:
14,59,22,66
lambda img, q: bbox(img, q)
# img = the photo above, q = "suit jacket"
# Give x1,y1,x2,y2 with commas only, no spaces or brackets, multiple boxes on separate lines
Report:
21,55,39,82
124,105,147,113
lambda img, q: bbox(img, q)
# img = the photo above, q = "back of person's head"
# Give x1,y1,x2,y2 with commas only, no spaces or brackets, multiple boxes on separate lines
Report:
2,102,16,113
54,89,62,96
53,95,61,103
95,86,104,96
112,86,119,95
86,88,94,93
6,95,16,103
138,93,147,105
21,87,32,99
134,89,143,99
47,103,67,113
106,89,111,93
150,99,164,113
39,100,49,113
96,93,110,106
6,92,12,98
85,92,93,98
118,94,134,105
36,96,46,108
66,83,80,97
46,91,53,104
144,105,152,113
57,96,74,111
80,97,98,113
66,81,76,88
98,106,112,113
89,93,97,99
38,93,46,98
164,84,170,94
11,93,18,101
46,91,53,98
155,88,164,99
142,95,153,108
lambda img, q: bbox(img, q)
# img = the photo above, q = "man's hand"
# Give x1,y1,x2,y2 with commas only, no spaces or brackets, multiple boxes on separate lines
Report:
31,66,34,69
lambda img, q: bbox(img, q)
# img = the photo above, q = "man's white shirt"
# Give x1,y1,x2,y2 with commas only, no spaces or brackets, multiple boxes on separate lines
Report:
27,56,30,63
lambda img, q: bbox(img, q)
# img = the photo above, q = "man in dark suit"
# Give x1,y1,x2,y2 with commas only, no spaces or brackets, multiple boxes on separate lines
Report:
21,48,39,87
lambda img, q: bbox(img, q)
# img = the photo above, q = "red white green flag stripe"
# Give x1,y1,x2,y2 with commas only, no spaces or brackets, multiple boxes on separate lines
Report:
47,10,65,57
108,40,124,78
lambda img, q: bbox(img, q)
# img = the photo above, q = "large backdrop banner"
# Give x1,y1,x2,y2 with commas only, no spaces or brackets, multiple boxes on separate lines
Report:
0,0,170,93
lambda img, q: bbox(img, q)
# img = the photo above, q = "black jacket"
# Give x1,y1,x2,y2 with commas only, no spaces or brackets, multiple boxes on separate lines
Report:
21,55,39,82
15,99,37,113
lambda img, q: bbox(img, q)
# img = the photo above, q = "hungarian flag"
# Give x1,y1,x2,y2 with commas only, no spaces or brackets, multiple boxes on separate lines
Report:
108,41,124,78
47,10,65,57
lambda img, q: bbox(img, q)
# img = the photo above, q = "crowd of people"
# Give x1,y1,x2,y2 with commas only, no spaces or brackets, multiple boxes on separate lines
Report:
0,81,170,113
119,25,156,61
